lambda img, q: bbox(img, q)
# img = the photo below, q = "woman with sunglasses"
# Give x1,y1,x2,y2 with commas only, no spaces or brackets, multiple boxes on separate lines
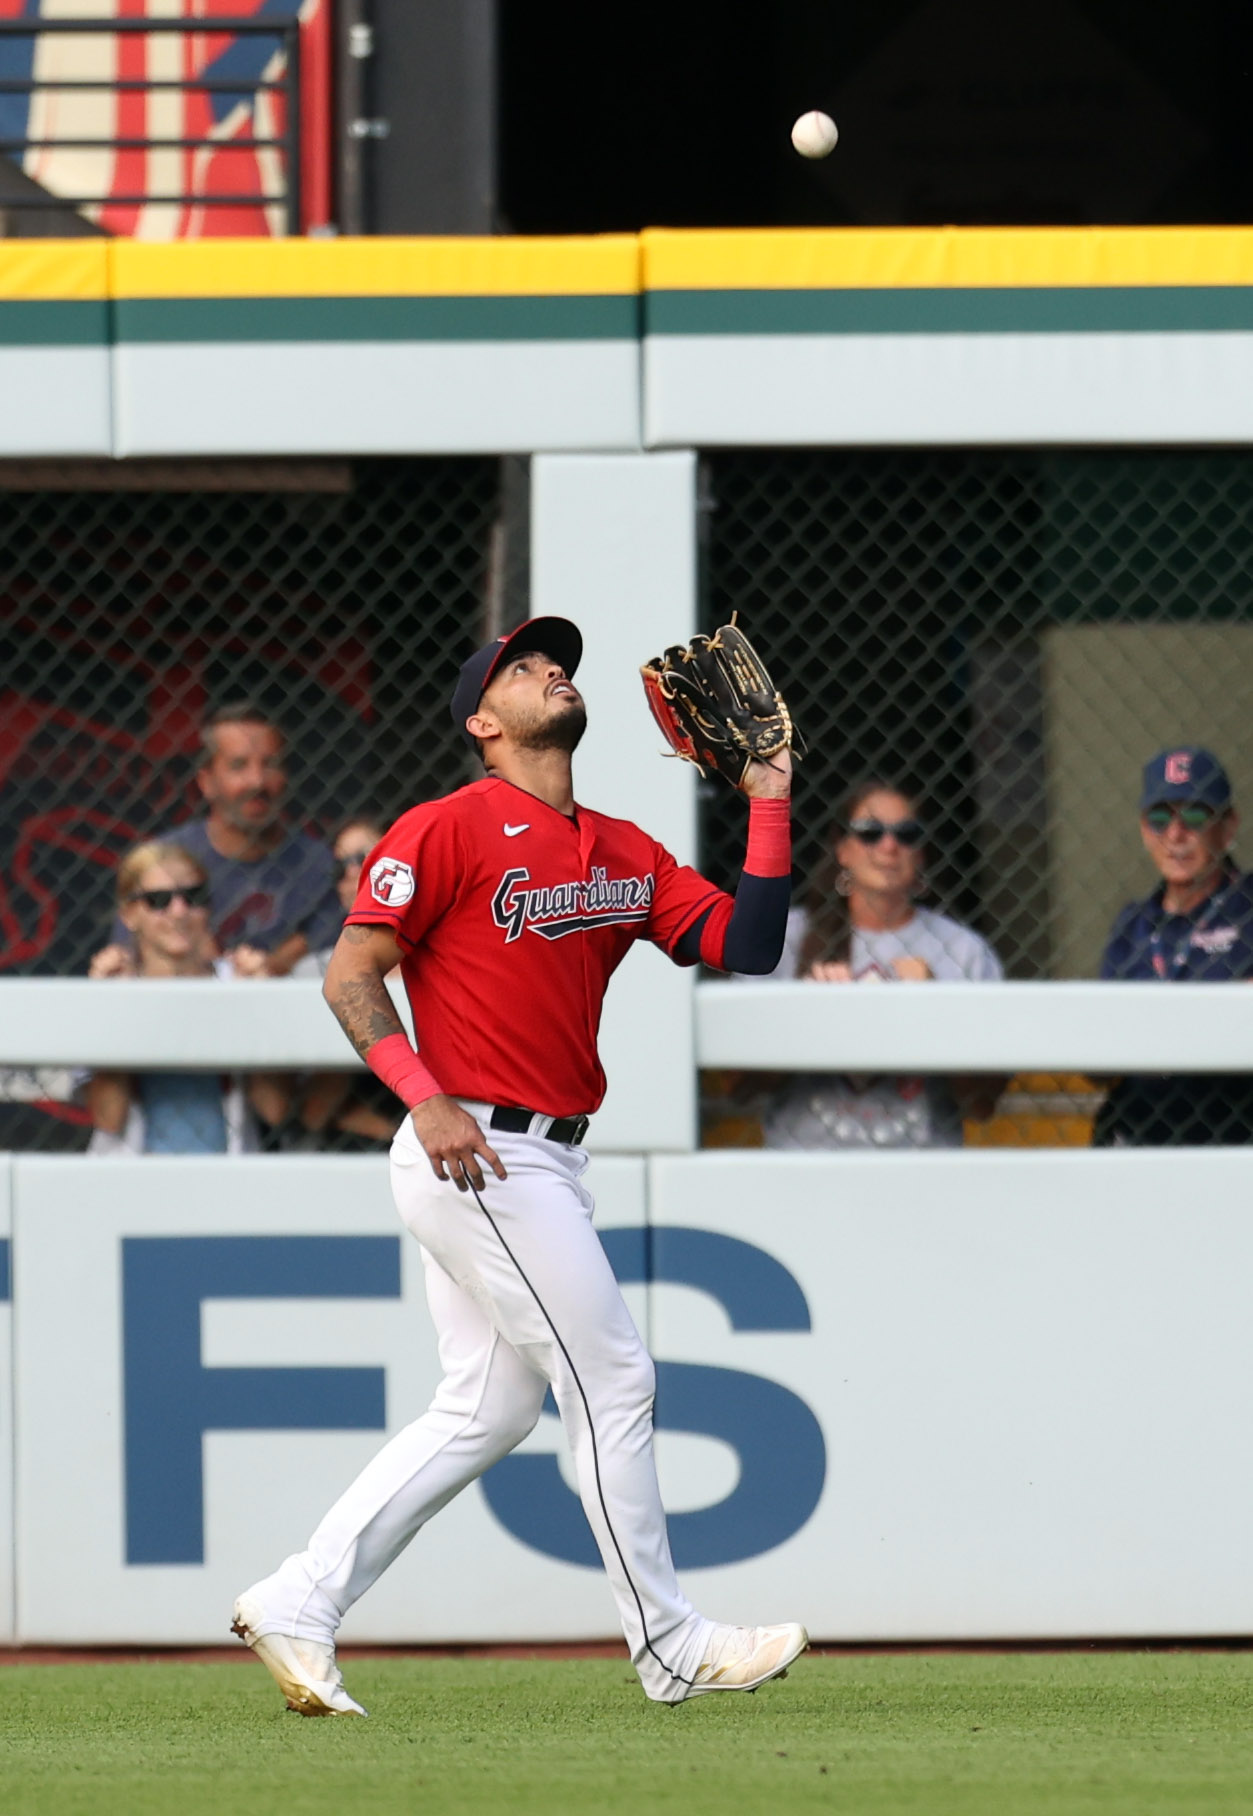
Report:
87,841,261,1153
1094,746,1253,1145
762,778,1004,1149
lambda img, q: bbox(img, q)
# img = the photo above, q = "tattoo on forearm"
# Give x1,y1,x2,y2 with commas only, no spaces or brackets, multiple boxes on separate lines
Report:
327,966,405,1061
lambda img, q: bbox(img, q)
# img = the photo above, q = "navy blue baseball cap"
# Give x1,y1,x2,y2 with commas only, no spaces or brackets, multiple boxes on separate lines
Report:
1139,746,1233,812
450,616,583,748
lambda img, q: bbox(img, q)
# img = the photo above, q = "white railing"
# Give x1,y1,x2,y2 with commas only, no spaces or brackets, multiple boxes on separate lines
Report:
696,981,1253,1073
0,977,1249,1072
0,977,402,1068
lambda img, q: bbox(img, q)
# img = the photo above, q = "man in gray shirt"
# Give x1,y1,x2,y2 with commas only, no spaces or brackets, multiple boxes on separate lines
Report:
99,703,341,976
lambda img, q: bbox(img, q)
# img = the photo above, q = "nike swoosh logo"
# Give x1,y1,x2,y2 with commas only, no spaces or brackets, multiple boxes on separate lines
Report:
503,823,530,837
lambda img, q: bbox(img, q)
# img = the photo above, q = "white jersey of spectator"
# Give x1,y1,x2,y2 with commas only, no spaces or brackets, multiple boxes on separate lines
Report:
761,904,1003,1149
773,903,1002,988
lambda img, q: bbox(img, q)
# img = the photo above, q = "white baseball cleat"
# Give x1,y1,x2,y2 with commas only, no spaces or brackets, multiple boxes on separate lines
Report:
230,1591,367,1717
684,1622,810,1697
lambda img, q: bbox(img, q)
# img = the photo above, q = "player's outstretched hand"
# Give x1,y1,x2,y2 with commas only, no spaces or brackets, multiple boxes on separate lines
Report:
411,1095,508,1192
739,745,792,800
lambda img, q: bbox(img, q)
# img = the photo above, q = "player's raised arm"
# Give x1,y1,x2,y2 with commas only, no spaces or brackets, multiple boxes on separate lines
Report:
725,746,794,971
322,923,505,1191
642,624,799,976
663,764,794,975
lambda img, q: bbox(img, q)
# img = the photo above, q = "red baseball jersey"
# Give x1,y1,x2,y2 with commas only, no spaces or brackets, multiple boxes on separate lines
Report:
346,776,732,1116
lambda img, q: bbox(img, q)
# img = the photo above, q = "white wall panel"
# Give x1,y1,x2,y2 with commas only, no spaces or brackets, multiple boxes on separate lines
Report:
531,452,700,1152
12,1154,645,1645
645,331,1253,447
5,977,1249,1077
696,980,1253,1073
11,1148,1253,1643
114,341,640,456
0,347,112,454
649,1148,1253,1639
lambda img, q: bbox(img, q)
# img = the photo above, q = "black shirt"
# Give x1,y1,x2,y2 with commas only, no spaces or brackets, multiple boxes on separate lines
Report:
1095,866,1253,1145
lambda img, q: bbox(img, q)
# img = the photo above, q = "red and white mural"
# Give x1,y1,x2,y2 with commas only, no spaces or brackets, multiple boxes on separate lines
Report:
0,0,330,236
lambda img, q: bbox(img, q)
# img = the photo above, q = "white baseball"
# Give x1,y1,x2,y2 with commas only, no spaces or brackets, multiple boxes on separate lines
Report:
790,110,838,159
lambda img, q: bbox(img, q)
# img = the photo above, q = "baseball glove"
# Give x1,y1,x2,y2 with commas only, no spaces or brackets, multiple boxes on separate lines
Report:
640,619,805,787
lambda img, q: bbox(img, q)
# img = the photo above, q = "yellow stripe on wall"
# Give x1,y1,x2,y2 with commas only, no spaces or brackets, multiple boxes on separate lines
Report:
7,228,1253,305
111,235,641,299
642,227,1253,290
0,242,109,301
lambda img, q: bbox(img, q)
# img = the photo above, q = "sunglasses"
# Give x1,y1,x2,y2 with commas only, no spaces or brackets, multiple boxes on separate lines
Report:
333,851,374,880
846,818,926,848
1143,803,1218,832
129,883,211,912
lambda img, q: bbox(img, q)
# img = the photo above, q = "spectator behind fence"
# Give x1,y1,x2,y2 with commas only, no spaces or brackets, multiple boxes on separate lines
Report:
293,817,386,976
761,778,1005,1148
96,702,342,979
289,816,401,1148
86,841,262,1154
1094,747,1253,1146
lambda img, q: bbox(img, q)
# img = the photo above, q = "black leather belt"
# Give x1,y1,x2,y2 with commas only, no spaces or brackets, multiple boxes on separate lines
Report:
489,1106,590,1146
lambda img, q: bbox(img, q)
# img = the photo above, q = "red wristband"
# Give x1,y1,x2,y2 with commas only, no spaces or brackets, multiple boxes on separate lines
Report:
367,1033,445,1109
744,797,792,877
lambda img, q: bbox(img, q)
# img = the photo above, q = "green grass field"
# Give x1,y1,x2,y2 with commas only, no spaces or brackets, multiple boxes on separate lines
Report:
4,1652,1253,1816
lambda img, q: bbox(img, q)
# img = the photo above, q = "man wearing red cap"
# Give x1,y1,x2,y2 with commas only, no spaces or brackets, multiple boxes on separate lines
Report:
231,618,807,1714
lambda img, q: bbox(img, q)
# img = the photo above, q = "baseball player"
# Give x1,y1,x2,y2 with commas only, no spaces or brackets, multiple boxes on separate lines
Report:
231,616,806,1714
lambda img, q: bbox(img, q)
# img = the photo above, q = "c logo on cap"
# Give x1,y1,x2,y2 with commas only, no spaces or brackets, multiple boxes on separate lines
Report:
1164,752,1192,785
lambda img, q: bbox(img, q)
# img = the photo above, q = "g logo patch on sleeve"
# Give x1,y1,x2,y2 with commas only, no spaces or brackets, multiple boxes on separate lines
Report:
369,857,415,906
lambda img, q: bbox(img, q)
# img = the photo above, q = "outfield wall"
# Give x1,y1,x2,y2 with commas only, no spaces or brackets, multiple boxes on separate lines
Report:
8,228,1253,454
641,228,1253,447
4,1148,1253,1646
5,225,1253,1645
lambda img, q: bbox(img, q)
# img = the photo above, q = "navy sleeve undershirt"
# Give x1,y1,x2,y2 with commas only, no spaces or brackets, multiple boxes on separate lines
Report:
673,871,792,974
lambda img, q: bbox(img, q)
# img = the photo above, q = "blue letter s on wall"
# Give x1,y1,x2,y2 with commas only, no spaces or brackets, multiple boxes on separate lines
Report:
480,1228,826,1568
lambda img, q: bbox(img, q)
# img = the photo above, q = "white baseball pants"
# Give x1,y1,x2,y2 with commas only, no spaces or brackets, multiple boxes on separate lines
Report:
247,1108,714,1702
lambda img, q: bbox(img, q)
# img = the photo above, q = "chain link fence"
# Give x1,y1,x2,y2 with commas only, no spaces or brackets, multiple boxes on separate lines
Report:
0,454,522,1150
698,447,1253,1150
6,444,1253,1155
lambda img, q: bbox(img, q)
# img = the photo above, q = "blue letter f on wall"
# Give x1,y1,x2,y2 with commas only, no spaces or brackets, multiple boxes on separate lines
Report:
122,1235,401,1565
